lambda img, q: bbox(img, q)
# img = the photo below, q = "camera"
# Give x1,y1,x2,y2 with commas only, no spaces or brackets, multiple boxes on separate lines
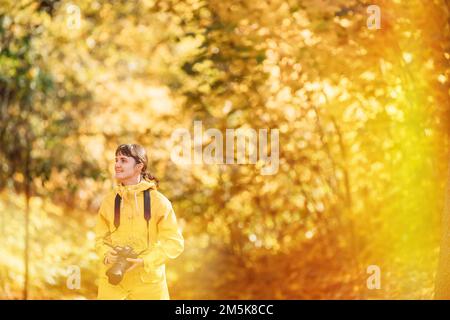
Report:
105,245,138,285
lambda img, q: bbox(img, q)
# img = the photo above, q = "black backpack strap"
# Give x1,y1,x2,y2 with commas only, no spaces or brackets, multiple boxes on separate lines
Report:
144,188,151,223
143,188,152,247
114,193,122,229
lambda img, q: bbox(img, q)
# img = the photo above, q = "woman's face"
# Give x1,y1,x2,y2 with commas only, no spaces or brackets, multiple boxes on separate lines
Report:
114,153,143,182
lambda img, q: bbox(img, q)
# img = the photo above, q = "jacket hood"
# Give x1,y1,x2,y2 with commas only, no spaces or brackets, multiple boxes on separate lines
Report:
113,179,158,214
114,179,157,199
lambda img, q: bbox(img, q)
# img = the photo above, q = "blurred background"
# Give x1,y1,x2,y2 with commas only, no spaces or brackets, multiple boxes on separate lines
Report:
0,0,449,299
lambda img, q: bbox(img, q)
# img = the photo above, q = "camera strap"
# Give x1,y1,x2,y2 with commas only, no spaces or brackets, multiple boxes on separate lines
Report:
114,188,152,247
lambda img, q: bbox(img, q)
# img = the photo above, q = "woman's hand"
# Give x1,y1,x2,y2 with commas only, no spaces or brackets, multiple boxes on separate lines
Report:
126,257,144,272
104,249,118,265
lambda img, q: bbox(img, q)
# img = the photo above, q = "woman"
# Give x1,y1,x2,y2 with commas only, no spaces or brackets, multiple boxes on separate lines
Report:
95,143,184,300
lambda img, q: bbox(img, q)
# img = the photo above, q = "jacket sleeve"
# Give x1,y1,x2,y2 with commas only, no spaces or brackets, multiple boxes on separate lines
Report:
141,194,184,272
94,198,112,264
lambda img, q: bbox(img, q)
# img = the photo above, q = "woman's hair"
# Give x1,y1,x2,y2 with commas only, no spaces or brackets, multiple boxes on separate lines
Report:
115,143,159,186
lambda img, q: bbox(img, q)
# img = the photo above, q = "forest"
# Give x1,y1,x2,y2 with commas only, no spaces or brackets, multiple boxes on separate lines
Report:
0,0,449,299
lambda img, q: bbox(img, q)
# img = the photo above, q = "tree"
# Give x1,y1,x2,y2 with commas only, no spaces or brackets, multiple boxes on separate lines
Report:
435,156,450,298
0,1,101,298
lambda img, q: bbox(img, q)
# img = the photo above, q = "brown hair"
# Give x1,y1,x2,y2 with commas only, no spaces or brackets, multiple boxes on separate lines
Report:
115,143,159,186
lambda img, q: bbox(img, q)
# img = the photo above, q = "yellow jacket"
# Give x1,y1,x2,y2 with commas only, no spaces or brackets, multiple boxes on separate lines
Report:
94,179,184,289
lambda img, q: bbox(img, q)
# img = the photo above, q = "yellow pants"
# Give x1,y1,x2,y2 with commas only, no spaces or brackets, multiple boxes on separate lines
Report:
97,267,170,300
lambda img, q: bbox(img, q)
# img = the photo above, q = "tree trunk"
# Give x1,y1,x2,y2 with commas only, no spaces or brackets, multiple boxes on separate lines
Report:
435,155,450,299
23,134,31,300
